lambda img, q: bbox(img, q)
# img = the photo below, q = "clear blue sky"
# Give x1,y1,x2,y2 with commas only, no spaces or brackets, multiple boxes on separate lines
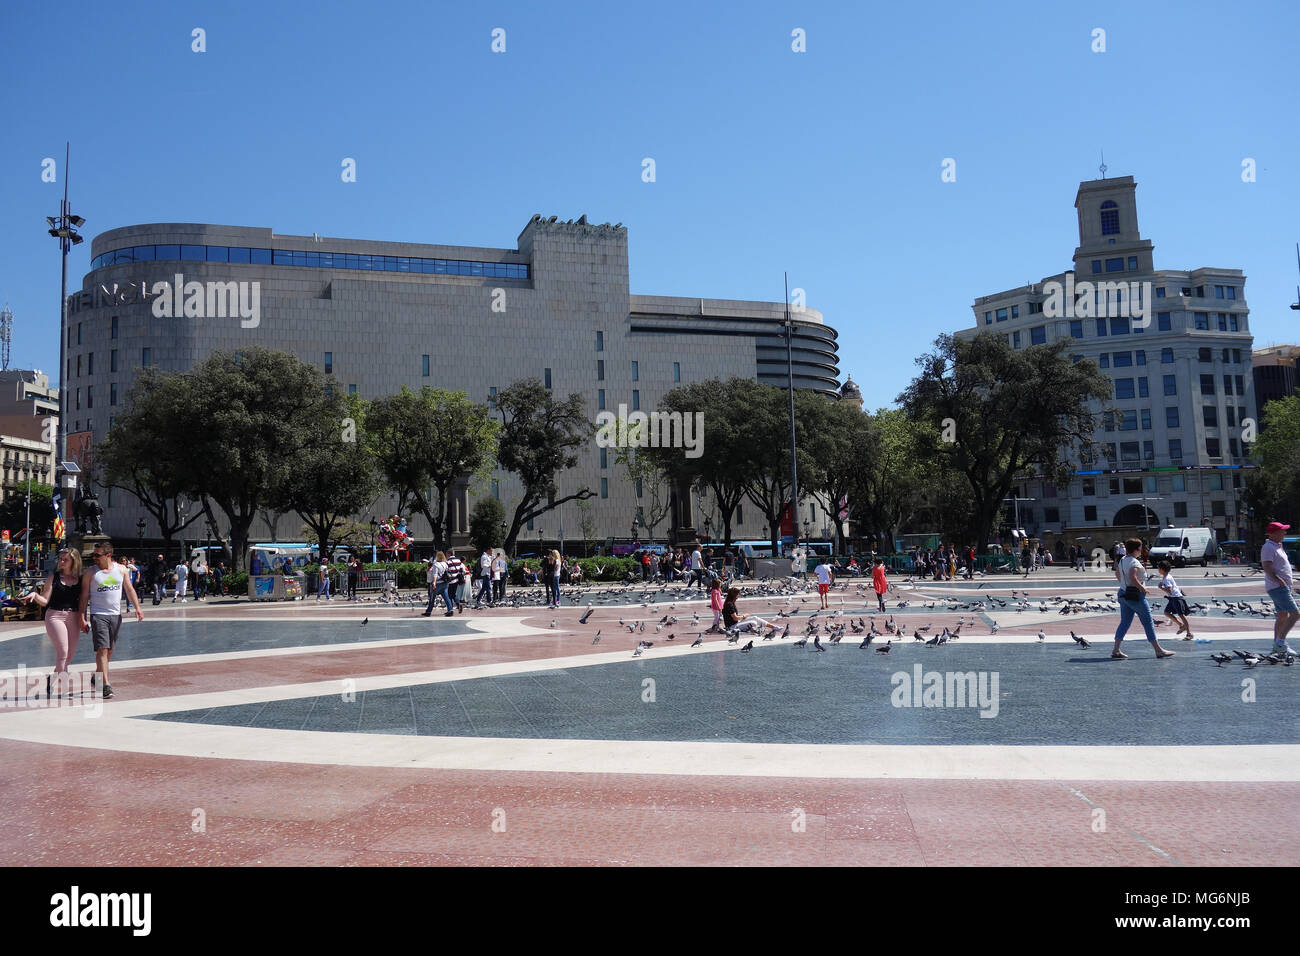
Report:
2,0,1297,407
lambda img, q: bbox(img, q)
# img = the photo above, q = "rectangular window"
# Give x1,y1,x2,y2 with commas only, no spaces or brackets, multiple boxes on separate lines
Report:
1110,316,1130,335
324,352,332,374
1227,287,1237,300
596,331,604,351
110,349,118,373
1095,318,1107,337
1215,285,1225,299
1091,261,1102,275
1138,377,1149,398
86,386,93,408
1172,475,1185,492
632,389,640,411
544,368,552,389
599,448,607,469
600,478,608,499
488,386,497,406
1011,305,1019,319
142,347,152,367
1169,438,1183,460
1105,257,1124,272
1113,352,1132,367
1140,408,1151,429
1128,256,1138,271
77,323,82,345
1217,312,1228,332
1105,443,1117,461
1229,437,1240,457
996,308,1008,322
1195,312,1210,330
1206,437,1221,457
598,389,605,410
631,361,639,382
87,352,94,375
1030,325,1045,345
1099,355,1110,369
75,388,80,410
1223,375,1233,395
984,311,992,325
422,355,430,377
1013,331,1021,348
1236,375,1245,395
1166,406,1180,428
1084,505,1098,522
1196,286,1205,297
1143,441,1154,461
1135,350,1146,366
1082,478,1095,496
1156,287,1166,298
1119,410,1138,431
1069,320,1083,339
111,316,118,339
1198,347,1211,362
597,359,604,381
1209,473,1223,492
673,362,681,382
1200,374,1215,395
1102,411,1115,432
1174,501,1188,518
635,477,643,498
1115,378,1135,400
1203,406,1217,427
1045,507,1060,524
348,384,357,395
1161,347,1173,363
110,383,117,406
1232,349,1241,363
1157,312,1171,331
491,479,500,500
1211,499,1225,517
1120,441,1140,461
76,355,81,377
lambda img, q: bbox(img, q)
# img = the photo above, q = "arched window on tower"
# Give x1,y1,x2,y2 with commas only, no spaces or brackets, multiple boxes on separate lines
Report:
1100,200,1119,236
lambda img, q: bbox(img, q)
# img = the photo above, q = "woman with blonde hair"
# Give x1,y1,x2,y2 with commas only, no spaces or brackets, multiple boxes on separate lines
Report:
548,549,563,608
22,549,84,697
1112,537,1176,660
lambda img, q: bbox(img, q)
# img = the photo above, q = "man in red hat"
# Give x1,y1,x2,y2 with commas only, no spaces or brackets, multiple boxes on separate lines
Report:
1261,521,1298,655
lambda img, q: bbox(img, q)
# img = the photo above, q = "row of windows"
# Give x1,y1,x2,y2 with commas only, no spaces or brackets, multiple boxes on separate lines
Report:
1101,400,1250,431
1089,255,1140,274
597,390,641,411
91,244,529,279
1026,470,1241,500
1091,437,1242,462
989,289,1242,332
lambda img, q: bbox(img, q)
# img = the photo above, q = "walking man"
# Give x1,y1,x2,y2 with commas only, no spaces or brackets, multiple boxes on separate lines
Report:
150,553,167,605
475,546,494,607
172,556,189,602
79,541,144,700
814,555,834,610
1261,521,1298,656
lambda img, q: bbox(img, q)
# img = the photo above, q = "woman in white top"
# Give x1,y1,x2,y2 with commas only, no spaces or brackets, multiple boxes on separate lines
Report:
1112,538,1176,660
1156,560,1194,640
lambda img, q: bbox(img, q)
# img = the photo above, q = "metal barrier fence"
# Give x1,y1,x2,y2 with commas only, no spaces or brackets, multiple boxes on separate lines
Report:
303,568,395,593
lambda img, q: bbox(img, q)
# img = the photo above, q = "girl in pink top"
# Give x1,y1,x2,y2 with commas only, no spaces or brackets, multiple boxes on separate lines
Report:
709,580,725,632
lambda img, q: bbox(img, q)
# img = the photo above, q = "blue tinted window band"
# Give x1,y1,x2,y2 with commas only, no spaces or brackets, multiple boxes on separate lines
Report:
92,244,528,279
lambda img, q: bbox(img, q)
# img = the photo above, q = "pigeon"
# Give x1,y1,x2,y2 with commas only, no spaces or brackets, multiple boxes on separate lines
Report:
813,636,826,652
792,637,808,648
1210,652,1231,666
875,640,892,654
691,635,704,647
666,632,675,641
1070,631,1091,649
592,631,602,645
859,635,873,648
550,619,558,629
914,631,925,642
579,607,593,623
638,640,654,649
1231,649,1253,661
925,634,940,646
740,641,753,653
990,622,1000,635
361,618,368,627
1038,630,1046,642
633,646,643,657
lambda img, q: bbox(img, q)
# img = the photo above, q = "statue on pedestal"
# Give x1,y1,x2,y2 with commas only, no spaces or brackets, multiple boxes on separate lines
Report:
74,488,104,536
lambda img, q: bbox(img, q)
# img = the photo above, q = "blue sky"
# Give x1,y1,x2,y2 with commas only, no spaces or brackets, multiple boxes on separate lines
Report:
2,0,1297,407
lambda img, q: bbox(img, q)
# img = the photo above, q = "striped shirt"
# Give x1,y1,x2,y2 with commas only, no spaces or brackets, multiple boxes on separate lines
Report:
444,557,465,584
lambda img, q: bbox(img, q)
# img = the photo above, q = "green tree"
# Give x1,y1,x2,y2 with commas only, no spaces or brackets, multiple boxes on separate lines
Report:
899,332,1111,554
616,423,671,544
494,378,595,555
366,387,500,551
269,393,382,562
739,384,829,552
97,370,207,550
0,482,55,544
1246,393,1300,527
469,496,507,553
641,378,763,548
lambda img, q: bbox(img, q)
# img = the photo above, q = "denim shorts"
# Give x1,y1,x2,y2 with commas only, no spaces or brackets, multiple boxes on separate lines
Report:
1268,585,1298,613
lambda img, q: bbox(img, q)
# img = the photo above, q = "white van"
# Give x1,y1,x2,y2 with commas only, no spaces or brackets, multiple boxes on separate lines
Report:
1148,527,1217,567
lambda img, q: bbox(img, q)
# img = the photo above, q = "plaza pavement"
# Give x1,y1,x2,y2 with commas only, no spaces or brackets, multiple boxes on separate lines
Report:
1,565,1295,866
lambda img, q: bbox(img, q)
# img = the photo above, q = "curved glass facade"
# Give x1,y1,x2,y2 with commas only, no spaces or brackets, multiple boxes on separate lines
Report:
91,244,528,279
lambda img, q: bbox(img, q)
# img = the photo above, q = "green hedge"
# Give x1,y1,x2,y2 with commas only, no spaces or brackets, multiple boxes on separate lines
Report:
509,556,640,585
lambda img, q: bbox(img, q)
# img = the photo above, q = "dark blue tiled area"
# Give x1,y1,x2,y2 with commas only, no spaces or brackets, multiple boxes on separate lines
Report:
0,619,461,669
142,639,1299,746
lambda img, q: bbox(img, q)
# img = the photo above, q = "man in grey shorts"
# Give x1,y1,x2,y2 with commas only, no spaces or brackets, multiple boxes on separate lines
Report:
79,541,145,700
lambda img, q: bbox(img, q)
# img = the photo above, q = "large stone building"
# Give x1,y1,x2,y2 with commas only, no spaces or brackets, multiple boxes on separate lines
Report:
1251,344,1300,421
64,216,842,547
958,176,1256,541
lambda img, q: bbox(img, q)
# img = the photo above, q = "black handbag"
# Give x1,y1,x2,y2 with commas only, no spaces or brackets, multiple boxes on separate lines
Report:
1122,585,1143,601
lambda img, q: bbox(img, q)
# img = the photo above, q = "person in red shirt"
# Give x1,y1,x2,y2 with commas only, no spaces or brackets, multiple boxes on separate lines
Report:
871,558,888,612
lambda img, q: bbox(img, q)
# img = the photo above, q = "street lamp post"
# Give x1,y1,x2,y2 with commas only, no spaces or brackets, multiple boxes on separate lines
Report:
47,143,83,518
783,272,799,557
24,477,32,571
176,496,189,566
